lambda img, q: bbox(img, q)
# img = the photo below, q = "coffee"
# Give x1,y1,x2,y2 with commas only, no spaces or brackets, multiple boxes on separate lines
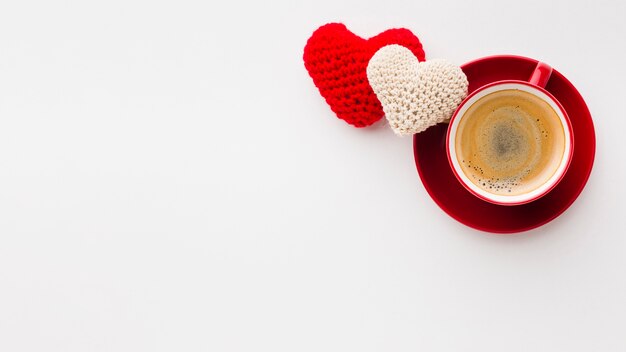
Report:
454,89,566,196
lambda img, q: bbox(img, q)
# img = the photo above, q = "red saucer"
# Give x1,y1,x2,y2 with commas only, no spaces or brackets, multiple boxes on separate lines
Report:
413,55,596,234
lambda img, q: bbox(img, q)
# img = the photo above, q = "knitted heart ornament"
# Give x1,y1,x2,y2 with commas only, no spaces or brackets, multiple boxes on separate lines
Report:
303,23,425,127
367,45,468,135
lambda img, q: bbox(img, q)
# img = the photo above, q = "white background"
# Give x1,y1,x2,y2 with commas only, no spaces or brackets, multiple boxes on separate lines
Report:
0,0,624,351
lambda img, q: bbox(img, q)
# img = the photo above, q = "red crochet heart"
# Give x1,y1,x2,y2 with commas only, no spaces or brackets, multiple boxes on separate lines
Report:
303,23,425,127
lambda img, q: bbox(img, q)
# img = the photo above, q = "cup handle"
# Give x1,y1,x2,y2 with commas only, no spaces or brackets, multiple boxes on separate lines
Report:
528,61,553,88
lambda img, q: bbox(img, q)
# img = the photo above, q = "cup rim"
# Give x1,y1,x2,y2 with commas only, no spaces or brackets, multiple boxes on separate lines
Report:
446,80,574,206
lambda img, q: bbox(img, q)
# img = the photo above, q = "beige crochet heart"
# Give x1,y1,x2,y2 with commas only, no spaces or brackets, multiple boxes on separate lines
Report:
367,45,468,136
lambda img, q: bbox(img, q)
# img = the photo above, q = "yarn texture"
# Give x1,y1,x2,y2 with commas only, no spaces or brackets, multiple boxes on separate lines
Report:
303,23,425,127
367,45,468,135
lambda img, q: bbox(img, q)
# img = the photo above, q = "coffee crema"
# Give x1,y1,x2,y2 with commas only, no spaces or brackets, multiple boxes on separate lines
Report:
454,89,566,196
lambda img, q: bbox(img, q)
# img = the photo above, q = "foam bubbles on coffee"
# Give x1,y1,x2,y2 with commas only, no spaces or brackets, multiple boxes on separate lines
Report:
455,89,566,196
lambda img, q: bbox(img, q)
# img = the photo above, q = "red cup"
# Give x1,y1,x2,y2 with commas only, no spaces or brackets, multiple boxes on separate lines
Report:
446,62,574,206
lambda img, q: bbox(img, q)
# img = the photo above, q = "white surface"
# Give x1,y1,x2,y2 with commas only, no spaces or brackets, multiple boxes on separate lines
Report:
0,0,624,351
448,82,573,205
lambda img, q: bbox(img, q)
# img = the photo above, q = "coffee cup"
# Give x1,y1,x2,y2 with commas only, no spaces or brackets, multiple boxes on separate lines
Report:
446,62,574,205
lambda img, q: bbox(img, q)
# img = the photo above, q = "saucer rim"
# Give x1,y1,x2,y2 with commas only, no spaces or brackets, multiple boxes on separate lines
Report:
413,54,596,234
